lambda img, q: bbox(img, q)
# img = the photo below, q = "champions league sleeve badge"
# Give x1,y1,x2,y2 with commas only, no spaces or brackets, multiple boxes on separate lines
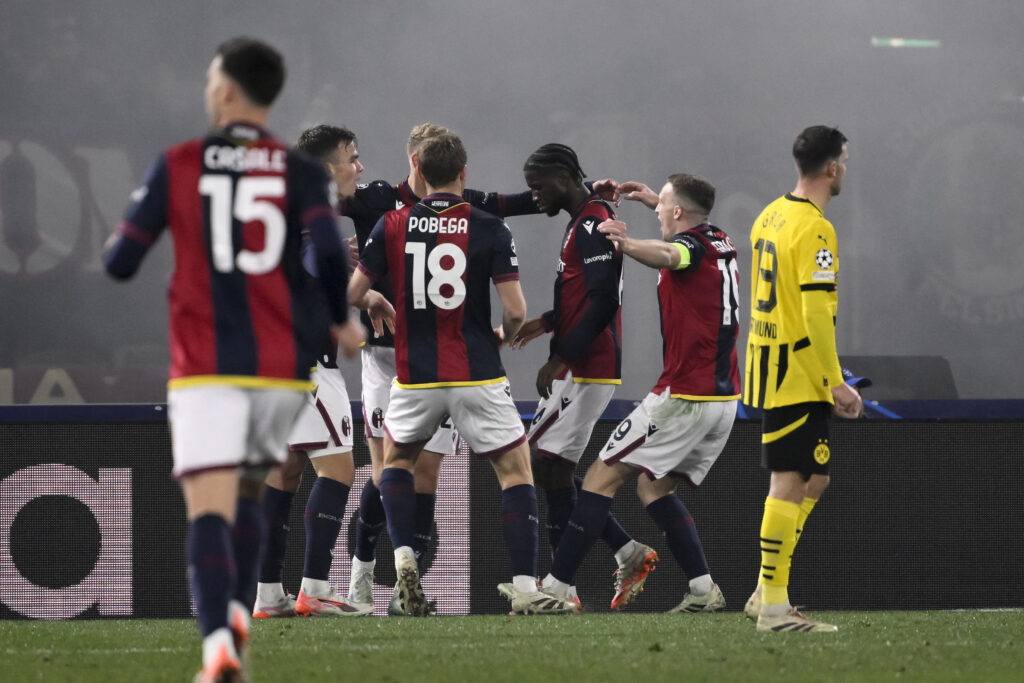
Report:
815,248,834,269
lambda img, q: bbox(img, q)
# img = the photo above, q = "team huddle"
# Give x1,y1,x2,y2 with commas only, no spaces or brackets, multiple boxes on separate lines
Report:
103,37,860,682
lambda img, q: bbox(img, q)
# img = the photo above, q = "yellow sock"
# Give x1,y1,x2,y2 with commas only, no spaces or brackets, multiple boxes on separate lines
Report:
794,496,817,549
759,496,800,606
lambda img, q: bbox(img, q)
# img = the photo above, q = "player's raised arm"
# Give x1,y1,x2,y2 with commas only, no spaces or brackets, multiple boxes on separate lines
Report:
617,181,659,209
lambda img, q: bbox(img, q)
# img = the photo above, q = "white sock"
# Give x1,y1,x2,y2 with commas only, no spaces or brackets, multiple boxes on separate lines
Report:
512,575,537,593
256,582,285,603
540,573,570,598
201,627,237,668
300,577,331,598
351,557,376,574
689,574,714,595
761,600,792,617
614,540,639,567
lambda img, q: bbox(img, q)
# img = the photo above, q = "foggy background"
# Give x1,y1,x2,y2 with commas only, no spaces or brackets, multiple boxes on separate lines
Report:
2,0,1023,404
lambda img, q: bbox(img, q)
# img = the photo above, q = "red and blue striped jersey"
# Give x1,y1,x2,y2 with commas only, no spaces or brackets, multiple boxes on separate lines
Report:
341,179,539,349
653,224,741,399
357,193,519,387
548,198,622,382
103,122,348,389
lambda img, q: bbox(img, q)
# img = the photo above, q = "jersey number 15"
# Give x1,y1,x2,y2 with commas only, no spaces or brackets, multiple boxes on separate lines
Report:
199,175,286,275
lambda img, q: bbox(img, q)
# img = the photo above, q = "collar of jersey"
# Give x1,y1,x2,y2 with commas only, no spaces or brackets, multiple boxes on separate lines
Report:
784,193,823,215
421,193,469,214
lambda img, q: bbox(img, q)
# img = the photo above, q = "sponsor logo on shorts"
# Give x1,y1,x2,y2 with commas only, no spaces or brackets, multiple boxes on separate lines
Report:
814,439,831,465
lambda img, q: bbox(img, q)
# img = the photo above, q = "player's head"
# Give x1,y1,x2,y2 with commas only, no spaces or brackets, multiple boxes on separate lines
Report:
205,38,285,126
407,123,451,157
416,132,467,192
523,143,587,216
793,125,848,196
656,173,715,239
297,124,363,200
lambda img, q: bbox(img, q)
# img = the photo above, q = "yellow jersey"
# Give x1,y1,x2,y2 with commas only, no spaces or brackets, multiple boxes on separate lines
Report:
744,194,843,408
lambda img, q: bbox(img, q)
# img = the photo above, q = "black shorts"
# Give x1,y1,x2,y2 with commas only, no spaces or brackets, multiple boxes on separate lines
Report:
760,401,832,479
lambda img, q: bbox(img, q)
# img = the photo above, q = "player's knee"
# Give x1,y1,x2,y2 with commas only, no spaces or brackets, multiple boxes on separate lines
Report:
311,452,355,486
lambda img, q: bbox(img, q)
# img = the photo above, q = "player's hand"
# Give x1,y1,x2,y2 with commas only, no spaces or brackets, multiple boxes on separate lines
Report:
344,235,359,271
617,181,658,210
591,178,620,205
332,317,366,359
510,317,547,349
598,219,628,252
365,290,396,338
536,357,567,399
831,382,864,419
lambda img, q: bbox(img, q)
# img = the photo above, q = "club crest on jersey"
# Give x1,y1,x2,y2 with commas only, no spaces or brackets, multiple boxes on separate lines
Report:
813,439,831,465
815,248,834,269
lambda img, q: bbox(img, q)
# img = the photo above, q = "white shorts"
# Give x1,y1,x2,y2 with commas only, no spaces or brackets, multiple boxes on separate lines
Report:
361,345,457,455
527,373,615,464
385,380,525,458
599,389,737,483
288,365,353,458
167,384,306,478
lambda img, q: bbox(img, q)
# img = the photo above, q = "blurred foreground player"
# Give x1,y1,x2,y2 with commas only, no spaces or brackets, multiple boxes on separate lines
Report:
254,124,388,619
541,174,739,612
744,126,862,633
349,132,576,615
103,38,359,681
512,143,654,610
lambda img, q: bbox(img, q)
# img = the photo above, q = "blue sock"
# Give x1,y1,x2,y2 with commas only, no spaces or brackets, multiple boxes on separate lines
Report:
550,490,612,585
258,485,294,583
380,468,416,550
187,514,235,637
303,477,351,580
646,494,710,580
545,485,577,559
354,479,386,562
573,475,632,554
412,493,436,568
501,484,539,578
232,496,263,607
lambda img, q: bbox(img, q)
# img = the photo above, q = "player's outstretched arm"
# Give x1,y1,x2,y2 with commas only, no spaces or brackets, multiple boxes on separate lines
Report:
617,181,659,209
591,178,620,204
495,280,527,344
509,316,549,349
598,219,681,270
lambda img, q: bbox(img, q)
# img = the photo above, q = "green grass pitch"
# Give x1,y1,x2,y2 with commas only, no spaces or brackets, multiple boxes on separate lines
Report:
1,610,1019,682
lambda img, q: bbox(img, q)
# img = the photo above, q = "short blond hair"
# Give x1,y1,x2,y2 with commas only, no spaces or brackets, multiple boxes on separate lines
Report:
407,123,450,155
